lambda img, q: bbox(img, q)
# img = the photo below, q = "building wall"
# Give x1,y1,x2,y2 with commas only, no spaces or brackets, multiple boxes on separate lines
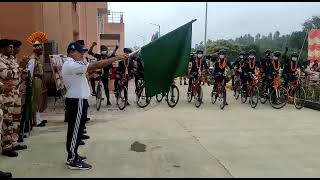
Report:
0,2,43,59
104,23,125,54
0,2,124,57
78,2,100,53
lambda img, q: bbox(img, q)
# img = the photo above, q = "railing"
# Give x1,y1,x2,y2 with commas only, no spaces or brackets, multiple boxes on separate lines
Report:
301,75,320,103
108,11,123,23
97,11,123,34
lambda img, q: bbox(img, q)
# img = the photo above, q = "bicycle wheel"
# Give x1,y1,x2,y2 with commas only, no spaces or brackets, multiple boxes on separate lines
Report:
234,82,240,100
269,86,288,109
166,85,179,108
241,89,247,103
250,86,259,109
220,86,226,110
117,86,128,110
293,86,306,110
259,83,268,104
194,85,203,108
211,89,217,104
156,93,164,103
187,90,193,103
137,85,151,108
96,84,102,111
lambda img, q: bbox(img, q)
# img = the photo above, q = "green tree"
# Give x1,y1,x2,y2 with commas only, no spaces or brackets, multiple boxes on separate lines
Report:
302,16,320,31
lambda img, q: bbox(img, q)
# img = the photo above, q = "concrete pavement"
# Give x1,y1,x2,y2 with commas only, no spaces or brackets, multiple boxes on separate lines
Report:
0,81,319,177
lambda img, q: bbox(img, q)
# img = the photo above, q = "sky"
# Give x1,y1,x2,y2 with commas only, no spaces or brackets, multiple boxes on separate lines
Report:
108,2,320,48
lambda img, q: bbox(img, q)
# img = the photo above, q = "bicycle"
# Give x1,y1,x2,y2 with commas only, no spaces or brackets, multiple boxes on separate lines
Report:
156,81,180,108
187,71,203,108
114,73,128,110
285,74,306,109
260,72,288,109
211,72,227,110
233,70,241,100
240,72,259,108
95,75,104,111
136,77,151,108
114,59,131,110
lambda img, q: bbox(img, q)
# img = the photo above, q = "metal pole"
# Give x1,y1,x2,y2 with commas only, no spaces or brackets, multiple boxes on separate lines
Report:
204,2,208,55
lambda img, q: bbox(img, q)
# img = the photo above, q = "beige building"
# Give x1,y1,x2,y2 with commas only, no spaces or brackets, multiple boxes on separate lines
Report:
0,2,125,59
0,2,125,94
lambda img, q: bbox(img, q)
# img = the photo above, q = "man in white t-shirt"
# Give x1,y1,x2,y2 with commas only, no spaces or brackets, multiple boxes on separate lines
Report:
62,42,126,170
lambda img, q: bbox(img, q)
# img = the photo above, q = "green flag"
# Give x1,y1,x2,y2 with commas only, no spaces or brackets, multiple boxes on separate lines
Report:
141,19,196,97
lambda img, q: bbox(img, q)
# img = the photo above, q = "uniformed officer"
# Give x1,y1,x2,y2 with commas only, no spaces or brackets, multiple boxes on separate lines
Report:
0,39,27,157
26,32,48,127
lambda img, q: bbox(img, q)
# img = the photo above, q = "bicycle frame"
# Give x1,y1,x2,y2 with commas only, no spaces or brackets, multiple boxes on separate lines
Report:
191,74,202,96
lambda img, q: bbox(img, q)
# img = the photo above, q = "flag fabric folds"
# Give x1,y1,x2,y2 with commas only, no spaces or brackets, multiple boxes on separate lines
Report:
141,19,196,97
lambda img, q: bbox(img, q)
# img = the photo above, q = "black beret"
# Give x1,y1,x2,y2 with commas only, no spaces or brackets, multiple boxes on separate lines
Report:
123,48,133,54
12,40,22,48
196,50,203,54
0,39,13,48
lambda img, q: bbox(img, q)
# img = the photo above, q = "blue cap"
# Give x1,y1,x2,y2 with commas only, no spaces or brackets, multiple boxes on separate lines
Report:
67,42,88,54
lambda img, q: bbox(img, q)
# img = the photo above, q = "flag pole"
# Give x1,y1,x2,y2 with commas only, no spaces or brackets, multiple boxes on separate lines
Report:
204,2,208,55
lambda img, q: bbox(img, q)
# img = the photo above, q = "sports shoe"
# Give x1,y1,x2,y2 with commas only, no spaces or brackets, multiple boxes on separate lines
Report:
107,101,111,106
66,155,87,165
82,130,87,134
91,92,96,96
81,134,90,140
67,159,92,170
79,140,85,146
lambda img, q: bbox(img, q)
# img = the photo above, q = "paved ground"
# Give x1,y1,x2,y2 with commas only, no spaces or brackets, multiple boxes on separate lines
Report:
0,81,319,178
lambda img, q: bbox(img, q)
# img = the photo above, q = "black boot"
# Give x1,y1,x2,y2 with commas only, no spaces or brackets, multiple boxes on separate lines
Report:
0,171,12,178
2,149,18,157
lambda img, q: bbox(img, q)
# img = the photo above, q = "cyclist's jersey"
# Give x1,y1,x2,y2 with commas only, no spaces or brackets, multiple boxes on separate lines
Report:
232,58,244,70
242,57,260,75
259,57,272,73
212,58,232,74
283,61,302,75
190,56,208,73
267,59,281,75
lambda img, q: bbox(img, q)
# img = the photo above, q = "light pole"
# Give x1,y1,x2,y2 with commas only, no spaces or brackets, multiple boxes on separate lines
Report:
204,2,208,55
150,23,161,37
137,34,146,45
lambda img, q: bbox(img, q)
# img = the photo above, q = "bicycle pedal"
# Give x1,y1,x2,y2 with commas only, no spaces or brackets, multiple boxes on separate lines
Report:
101,98,105,100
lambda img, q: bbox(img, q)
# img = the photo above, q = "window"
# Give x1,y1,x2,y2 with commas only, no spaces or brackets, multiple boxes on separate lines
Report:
72,2,77,13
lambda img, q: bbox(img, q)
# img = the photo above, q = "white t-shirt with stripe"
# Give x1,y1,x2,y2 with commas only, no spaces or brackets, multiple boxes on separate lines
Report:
62,57,90,99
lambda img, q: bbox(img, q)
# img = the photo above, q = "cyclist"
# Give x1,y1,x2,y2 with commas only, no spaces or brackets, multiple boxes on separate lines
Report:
240,49,260,93
231,51,246,91
211,49,233,105
188,50,208,94
88,42,119,105
114,48,132,106
266,51,282,90
282,51,302,88
259,49,273,85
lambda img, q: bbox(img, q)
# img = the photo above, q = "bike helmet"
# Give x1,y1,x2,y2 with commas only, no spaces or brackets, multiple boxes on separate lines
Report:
196,50,203,54
248,49,256,55
273,51,281,58
218,49,227,55
124,48,133,54
239,51,245,56
291,52,299,58
265,49,272,54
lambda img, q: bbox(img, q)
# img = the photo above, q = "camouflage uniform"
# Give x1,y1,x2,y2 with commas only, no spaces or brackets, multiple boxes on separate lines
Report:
0,81,3,141
0,53,20,150
29,53,44,113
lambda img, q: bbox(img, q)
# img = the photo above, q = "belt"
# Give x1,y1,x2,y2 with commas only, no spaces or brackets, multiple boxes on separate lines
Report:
34,74,43,80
